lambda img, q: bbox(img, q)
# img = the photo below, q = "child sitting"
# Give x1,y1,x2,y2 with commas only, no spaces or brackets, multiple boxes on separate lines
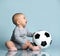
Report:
5,13,40,51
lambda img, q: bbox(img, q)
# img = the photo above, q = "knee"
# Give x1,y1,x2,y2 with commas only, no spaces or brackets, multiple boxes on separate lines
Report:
5,41,8,46
25,41,31,46
5,41,12,47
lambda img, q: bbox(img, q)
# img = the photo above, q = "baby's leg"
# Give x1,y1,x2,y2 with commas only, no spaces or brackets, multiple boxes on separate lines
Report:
22,41,40,51
28,42,40,51
22,41,30,50
5,41,17,51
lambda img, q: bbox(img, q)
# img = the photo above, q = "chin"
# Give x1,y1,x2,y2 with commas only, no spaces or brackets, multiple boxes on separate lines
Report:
23,23,27,27
23,25,26,28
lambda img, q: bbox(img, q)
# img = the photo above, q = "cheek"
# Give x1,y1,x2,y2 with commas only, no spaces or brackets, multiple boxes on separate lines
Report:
21,19,26,25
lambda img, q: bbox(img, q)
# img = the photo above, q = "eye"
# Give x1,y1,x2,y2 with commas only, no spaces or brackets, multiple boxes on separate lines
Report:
24,17,26,19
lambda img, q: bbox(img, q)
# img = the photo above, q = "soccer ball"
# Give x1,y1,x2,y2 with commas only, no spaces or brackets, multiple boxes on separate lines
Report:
33,30,52,49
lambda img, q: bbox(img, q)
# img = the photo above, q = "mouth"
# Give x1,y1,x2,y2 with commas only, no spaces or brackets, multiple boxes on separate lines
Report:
26,21,27,24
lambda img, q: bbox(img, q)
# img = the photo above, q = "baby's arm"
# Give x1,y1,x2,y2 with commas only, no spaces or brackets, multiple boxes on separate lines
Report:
27,29,33,37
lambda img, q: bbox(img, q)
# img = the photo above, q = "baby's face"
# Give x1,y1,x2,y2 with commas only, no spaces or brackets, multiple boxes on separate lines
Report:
17,14,27,27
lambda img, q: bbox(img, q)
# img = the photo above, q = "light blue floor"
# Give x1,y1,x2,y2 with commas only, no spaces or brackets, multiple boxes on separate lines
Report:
0,47,59,56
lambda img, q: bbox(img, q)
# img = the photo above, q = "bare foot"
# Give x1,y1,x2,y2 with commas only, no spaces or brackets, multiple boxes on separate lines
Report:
32,46,41,51
8,47,17,51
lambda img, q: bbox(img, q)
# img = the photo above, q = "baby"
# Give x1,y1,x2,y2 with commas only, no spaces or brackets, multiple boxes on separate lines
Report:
5,13,40,51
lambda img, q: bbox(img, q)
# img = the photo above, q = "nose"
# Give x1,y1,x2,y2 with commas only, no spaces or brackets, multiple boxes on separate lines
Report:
41,41,47,47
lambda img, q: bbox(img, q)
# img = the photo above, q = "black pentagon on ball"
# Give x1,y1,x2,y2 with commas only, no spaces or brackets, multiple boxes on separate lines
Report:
41,41,47,47
35,33,40,39
45,32,50,37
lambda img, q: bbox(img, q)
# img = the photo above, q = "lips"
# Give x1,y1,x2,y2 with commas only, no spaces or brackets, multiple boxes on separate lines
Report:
26,21,27,24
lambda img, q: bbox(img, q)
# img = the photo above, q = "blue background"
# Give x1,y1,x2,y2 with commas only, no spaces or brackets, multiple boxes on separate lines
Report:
0,0,60,50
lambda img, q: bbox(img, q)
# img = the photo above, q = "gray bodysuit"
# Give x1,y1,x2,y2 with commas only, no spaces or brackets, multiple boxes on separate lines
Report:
11,26,33,49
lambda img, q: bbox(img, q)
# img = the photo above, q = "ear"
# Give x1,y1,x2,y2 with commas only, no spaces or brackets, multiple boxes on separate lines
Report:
17,20,20,25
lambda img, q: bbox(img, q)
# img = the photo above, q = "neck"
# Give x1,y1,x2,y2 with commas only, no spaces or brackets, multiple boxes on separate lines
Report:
18,25,25,29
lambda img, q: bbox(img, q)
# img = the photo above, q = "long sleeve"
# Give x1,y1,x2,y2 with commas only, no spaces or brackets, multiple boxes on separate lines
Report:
27,29,33,37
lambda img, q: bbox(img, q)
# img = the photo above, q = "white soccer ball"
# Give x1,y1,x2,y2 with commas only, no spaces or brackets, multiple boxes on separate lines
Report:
33,30,52,49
